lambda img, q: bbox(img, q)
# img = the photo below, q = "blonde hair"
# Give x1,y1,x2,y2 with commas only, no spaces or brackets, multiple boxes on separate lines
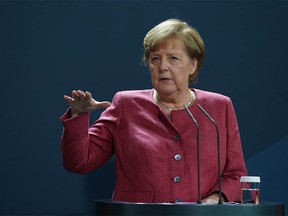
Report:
143,19,205,83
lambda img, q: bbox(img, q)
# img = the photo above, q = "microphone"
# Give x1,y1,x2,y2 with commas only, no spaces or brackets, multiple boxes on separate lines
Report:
197,104,223,205
183,105,201,204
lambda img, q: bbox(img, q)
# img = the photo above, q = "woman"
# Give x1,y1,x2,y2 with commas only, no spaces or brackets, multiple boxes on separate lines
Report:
60,18,247,203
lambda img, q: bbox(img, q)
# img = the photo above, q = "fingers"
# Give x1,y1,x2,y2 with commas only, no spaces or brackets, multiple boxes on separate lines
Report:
64,90,111,109
63,90,86,104
72,90,85,102
65,90,87,102
63,95,74,104
84,91,92,100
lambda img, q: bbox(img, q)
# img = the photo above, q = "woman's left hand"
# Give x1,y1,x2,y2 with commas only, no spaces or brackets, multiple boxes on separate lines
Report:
202,193,222,204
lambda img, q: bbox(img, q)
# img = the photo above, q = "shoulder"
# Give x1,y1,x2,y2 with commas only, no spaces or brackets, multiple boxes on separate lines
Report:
115,89,152,97
193,88,235,111
112,89,153,105
194,88,231,104
108,89,156,113
193,89,237,118
114,89,152,99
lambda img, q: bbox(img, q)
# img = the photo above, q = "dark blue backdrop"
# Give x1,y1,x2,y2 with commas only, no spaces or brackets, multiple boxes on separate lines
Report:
1,1,287,215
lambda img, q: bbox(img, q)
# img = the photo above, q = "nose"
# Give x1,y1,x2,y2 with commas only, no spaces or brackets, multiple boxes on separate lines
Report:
159,58,169,72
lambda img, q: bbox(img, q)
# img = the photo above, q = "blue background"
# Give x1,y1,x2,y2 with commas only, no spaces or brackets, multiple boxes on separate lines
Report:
1,0,287,215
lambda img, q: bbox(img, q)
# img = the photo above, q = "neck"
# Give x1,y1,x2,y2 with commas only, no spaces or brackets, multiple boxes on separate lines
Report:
153,89,195,111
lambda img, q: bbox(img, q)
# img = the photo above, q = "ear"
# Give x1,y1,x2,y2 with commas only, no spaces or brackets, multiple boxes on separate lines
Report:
189,58,198,75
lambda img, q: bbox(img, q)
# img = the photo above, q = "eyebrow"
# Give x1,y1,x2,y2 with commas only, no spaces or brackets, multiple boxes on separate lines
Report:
150,50,182,56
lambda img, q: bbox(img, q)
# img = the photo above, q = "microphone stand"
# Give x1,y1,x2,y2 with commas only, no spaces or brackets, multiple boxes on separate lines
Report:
184,105,201,204
197,104,223,205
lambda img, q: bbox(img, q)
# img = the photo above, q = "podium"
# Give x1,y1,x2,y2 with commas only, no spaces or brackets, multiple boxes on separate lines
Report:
94,200,285,216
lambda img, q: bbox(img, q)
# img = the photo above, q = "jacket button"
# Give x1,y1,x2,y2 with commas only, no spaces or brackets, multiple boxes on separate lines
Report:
173,135,180,141
173,176,181,183
174,154,182,161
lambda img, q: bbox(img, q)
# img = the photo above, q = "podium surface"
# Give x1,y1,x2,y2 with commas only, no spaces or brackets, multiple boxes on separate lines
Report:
94,199,284,216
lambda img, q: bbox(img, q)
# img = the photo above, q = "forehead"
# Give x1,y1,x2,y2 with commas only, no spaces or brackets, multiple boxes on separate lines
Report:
151,37,186,53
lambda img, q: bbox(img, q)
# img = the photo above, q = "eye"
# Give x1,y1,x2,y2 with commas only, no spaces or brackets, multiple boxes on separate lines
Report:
150,56,160,63
170,56,179,61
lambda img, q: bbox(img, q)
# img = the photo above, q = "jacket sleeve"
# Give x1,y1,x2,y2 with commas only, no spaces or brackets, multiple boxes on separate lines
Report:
60,95,120,174
209,97,248,202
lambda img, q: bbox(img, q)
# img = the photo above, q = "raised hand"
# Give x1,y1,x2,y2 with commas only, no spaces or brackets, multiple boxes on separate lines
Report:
64,90,111,117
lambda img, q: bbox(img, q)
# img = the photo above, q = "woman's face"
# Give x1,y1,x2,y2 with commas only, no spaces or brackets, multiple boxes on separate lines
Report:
149,38,197,96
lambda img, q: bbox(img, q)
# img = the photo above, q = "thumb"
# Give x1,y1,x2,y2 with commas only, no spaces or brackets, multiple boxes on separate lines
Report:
96,101,111,109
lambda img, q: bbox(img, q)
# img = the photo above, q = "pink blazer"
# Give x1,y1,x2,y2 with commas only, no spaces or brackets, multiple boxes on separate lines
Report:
60,89,247,203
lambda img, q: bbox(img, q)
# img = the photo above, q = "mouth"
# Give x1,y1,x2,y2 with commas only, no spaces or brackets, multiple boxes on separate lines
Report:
160,78,172,81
